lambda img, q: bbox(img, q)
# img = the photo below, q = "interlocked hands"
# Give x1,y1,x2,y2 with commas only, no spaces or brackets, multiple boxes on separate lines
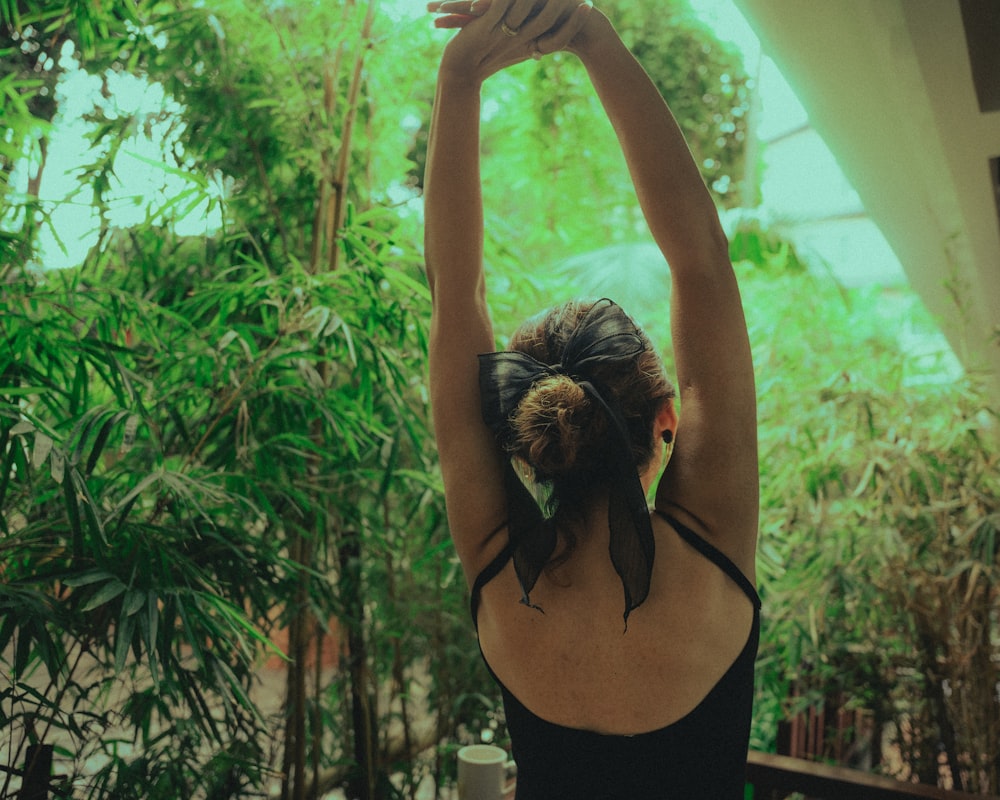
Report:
429,0,594,81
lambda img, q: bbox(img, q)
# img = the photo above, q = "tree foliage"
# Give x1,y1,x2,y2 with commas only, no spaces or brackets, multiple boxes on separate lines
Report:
604,0,750,203
746,271,1000,792
2,2,473,798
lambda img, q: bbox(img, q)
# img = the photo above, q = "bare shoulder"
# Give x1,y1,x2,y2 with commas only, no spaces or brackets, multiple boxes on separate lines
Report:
653,500,757,584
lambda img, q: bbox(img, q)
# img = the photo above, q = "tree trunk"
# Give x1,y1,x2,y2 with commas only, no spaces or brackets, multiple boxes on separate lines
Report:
22,744,53,800
339,529,377,800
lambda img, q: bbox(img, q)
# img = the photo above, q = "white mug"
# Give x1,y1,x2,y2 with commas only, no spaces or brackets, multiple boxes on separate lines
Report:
457,744,509,800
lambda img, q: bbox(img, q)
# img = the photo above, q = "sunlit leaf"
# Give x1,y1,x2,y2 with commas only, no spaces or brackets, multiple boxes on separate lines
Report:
9,420,34,436
30,431,53,470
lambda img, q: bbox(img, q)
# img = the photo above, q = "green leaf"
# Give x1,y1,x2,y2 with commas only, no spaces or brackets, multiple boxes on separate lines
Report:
71,469,108,547
115,612,135,673
122,589,145,617
70,357,88,417
110,471,161,527
14,626,31,675
49,447,65,485
63,468,84,560
145,592,160,688
9,420,34,436
32,431,53,469
0,609,17,654
81,579,126,612
85,410,129,476
62,570,116,588
0,386,52,397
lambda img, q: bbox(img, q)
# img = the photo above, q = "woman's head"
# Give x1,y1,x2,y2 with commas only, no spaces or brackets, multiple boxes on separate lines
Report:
506,300,674,492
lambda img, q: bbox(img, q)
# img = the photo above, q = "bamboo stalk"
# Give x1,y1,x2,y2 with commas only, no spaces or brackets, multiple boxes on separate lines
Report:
311,619,325,800
295,537,314,800
309,7,347,276
384,498,416,798
303,19,379,790
279,533,303,800
328,0,377,273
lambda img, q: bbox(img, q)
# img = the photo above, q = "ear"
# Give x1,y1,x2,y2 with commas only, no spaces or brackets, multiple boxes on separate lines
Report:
654,398,678,441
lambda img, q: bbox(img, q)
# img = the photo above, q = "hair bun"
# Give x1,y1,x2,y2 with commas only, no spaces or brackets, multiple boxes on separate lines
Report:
509,375,606,478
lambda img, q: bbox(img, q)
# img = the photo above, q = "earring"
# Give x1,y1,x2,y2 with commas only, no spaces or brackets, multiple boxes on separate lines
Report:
662,429,675,467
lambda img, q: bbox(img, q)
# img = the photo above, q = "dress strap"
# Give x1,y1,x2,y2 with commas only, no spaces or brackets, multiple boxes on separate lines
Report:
470,538,516,628
654,510,761,609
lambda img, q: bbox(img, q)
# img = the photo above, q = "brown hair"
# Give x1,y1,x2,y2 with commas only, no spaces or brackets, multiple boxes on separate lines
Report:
507,301,674,502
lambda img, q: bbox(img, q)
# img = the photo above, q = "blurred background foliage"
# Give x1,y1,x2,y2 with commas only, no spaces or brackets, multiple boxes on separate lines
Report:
1,0,997,798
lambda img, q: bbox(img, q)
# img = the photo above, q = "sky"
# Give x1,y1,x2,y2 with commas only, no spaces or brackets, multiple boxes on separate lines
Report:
18,41,223,270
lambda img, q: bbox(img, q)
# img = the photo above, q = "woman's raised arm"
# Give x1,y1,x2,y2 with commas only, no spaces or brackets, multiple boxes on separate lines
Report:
423,0,593,582
424,50,503,584
570,11,758,570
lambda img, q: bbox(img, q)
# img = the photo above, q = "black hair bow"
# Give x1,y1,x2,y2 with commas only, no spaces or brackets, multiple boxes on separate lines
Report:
478,299,655,627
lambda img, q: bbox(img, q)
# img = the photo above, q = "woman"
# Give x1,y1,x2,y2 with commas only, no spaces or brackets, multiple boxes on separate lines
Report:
423,1,759,796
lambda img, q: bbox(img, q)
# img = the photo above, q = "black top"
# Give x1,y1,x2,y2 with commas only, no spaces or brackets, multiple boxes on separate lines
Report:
470,512,761,800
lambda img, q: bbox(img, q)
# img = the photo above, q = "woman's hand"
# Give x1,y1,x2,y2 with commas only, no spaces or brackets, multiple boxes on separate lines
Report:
428,0,485,29
430,0,593,83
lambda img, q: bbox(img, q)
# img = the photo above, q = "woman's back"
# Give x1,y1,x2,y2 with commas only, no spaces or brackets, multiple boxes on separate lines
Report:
472,512,760,798
475,511,755,733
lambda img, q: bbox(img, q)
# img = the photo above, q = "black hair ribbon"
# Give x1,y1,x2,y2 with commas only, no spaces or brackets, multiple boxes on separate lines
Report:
477,299,655,627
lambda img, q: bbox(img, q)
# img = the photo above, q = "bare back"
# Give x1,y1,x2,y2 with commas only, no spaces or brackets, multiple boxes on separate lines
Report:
474,510,757,735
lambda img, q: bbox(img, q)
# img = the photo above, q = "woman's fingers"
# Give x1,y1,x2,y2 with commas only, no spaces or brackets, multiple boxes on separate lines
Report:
502,0,542,31
515,0,568,40
534,1,592,55
429,0,499,30
428,0,471,11
502,0,592,56
428,1,473,13
434,14,475,28
428,0,494,17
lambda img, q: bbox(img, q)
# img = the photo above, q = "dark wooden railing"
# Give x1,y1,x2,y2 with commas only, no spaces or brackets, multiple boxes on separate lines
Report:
746,750,1000,800
499,751,999,799
12,744,998,799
